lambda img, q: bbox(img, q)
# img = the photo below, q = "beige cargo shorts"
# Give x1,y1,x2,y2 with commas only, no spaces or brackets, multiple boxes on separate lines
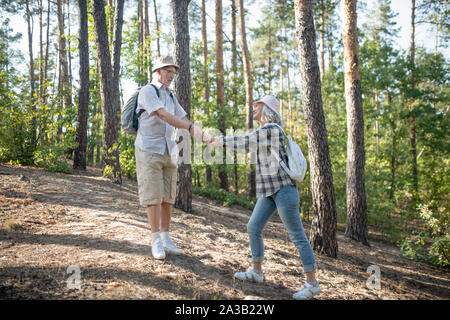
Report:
135,146,177,206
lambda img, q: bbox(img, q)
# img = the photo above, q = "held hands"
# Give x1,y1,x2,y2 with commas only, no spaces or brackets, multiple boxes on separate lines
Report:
189,125,217,145
206,136,222,147
188,124,221,146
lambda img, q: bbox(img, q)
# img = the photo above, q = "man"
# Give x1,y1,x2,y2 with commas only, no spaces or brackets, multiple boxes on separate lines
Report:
135,55,207,259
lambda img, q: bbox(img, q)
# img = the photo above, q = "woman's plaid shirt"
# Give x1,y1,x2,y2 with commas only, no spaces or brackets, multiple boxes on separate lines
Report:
220,123,297,198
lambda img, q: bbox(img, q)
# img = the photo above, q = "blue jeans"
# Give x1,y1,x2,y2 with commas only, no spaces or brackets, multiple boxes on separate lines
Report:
247,185,318,273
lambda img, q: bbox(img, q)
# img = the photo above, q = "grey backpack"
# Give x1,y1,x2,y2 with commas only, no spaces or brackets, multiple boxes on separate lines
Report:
121,84,170,136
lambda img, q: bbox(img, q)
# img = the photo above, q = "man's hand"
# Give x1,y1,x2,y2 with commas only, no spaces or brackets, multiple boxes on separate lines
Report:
191,126,203,140
201,131,213,144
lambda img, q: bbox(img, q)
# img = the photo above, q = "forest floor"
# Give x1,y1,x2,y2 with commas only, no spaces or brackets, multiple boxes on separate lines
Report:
0,163,449,300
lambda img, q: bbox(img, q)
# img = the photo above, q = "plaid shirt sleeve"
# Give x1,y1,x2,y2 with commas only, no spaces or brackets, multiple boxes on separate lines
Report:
219,125,296,198
220,129,260,154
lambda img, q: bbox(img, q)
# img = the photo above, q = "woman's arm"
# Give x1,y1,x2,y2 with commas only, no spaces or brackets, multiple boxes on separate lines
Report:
209,129,262,154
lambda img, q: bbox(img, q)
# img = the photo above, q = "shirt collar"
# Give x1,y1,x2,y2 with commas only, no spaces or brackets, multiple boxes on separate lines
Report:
151,79,169,92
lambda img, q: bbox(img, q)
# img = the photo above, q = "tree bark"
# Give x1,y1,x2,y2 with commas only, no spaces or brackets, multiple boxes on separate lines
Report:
320,0,325,79
153,0,161,57
238,0,255,198
144,0,151,81
387,92,396,200
74,0,90,170
26,0,37,146
231,0,239,195
56,0,72,111
216,0,229,191
201,0,212,184
39,0,44,109
294,0,338,258
171,0,192,212
342,0,369,246
91,0,122,184
112,0,125,100
138,0,144,85
410,0,418,196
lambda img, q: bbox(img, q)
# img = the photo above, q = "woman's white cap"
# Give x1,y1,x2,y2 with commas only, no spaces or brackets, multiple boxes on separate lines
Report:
254,95,280,115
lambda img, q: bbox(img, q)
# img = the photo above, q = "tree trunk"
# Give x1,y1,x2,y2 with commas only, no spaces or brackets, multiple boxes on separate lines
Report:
216,0,229,191
153,0,161,57
144,0,151,82
387,92,396,201
294,0,338,258
56,0,72,111
410,0,418,197
91,0,122,184
44,0,50,110
342,0,369,246
327,20,334,73
171,0,192,212
238,0,255,198
201,0,212,184
231,0,239,195
74,0,90,170
112,0,125,99
138,0,144,85
320,0,325,79
66,0,73,98
279,44,284,123
39,0,44,109
26,0,37,147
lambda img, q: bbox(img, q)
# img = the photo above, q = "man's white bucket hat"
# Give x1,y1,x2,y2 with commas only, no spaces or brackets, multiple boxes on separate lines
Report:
152,55,180,73
255,95,280,115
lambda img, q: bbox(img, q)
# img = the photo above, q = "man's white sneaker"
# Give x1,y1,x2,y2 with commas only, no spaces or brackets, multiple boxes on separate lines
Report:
151,236,166,260
293,282,320,300
161,233,182,255
234,269,264,284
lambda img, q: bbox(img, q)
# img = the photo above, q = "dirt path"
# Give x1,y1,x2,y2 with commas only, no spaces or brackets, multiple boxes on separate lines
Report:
0,163,449,300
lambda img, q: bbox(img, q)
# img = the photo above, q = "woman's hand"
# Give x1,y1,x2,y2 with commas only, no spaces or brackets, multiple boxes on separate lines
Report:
206,136,222,147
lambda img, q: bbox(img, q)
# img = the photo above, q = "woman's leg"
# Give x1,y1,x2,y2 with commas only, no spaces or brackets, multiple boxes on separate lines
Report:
247,196,277,269
274,185,318,277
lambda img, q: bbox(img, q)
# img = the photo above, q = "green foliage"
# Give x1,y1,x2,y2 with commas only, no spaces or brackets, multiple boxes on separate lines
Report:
399,204,449,267
0,104,36,165
33,145,73,174
193,185,256,210
119,133,137,180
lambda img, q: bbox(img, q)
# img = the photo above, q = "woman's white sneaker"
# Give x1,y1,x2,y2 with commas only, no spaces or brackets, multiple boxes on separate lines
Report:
293,282,320,300
234,269,264,284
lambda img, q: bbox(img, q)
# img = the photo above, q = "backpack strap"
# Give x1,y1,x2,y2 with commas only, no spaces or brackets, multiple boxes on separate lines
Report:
150,83,174,100
150,83,160,98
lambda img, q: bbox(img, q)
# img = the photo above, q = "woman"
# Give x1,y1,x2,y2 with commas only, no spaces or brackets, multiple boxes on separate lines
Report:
209,95,320,300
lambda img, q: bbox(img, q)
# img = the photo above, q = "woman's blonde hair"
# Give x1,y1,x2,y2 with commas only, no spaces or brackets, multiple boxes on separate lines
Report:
261,105,282,126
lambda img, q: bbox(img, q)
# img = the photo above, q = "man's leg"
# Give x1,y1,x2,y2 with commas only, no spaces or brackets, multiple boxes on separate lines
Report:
146,204,165,259
160,202,172,232
160,202,181,255
147,204,161,232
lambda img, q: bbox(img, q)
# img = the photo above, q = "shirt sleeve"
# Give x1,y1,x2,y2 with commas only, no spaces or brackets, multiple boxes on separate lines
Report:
137,85,165,115
173,95,188,119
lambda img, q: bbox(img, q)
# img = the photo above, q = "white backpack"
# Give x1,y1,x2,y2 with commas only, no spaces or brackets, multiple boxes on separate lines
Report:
271,124,307,182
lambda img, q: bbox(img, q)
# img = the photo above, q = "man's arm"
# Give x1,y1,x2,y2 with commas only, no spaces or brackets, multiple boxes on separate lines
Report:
154,110,209,142
155,108,190,131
